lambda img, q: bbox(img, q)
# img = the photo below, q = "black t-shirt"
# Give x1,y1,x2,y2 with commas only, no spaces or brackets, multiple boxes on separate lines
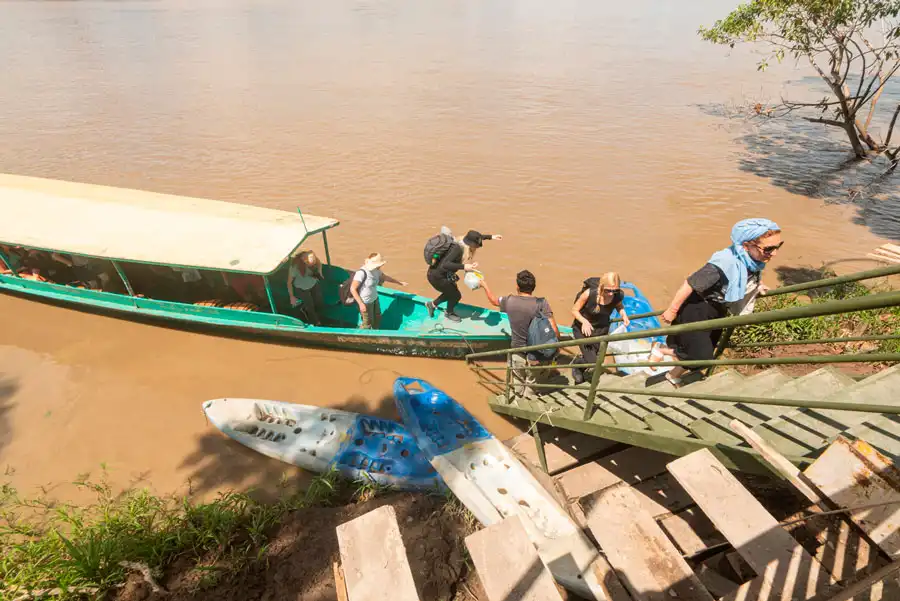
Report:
572,287,625,331
500,295,552,348
686,263,760,305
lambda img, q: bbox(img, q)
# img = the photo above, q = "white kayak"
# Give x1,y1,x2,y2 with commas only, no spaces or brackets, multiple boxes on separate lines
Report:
202,397,443,491
393,377,610,601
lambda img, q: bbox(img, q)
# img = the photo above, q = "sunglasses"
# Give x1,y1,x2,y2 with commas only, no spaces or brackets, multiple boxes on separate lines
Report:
601,288,621,295
753,241,784,255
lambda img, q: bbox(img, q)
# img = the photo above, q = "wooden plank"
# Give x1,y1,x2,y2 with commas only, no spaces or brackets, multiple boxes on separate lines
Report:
465,516,564,601
867,253,900,264
506,430,618,475
555,447,676,501
816,559,900,601
668,449,835,599
811,516,900,600
658,506,726,556
729,419,823,503
632,472,694,518
585,485,714,601
333,561,349,601
336,505,420,601
804,437,900,559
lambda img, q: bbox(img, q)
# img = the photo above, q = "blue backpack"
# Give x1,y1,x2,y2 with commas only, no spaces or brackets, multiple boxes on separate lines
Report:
526,298,558,361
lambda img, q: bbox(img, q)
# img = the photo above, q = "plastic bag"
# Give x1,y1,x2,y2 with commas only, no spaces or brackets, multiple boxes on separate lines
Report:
463,270,484,290
606,324,672,375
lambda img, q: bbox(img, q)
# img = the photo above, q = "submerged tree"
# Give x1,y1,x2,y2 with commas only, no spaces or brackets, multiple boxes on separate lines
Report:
701,0,900,164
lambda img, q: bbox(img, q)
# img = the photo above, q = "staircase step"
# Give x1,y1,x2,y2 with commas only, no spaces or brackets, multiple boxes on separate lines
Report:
644,370,746,437
689,367,851,444
589,374,653,430
844,414,900,462
688,369,794,445
752,365,900,458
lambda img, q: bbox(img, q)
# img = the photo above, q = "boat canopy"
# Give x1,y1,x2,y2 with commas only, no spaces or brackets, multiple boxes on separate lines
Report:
0,174,339,274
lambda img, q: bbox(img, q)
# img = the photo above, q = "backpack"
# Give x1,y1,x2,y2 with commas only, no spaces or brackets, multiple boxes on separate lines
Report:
338,270,366,306
573,277,602,302
526,298,559,361
423,233,456,267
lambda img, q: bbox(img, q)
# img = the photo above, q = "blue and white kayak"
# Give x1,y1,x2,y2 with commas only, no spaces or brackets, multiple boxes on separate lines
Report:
393,377,608,600
202,397,443,491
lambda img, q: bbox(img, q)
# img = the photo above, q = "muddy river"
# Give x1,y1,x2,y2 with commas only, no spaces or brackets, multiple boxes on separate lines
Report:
0,0,892,501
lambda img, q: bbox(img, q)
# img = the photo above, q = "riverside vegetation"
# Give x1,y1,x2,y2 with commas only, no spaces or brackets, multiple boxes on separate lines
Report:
0,471,478,601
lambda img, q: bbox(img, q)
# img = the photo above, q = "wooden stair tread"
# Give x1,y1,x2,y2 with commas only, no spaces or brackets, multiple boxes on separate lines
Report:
591,374,655,429
465,516,564,601
687,369,795,446
585,484,715,601
668,449,835,598
844,414,900,462
690,368,850,442
752,365,900,458
643,371,746,437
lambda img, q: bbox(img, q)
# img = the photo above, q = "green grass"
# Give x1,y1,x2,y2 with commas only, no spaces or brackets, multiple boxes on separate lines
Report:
730,274,900,354
0,469,386,600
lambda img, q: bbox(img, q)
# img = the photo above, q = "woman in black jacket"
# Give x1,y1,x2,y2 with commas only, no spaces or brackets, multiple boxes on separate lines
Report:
426,230,501,322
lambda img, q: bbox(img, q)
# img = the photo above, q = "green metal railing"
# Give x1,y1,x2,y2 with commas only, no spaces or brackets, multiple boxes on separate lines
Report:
467,264,900,421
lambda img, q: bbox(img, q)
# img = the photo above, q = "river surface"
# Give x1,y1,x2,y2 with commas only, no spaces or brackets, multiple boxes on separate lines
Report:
0,0,893,501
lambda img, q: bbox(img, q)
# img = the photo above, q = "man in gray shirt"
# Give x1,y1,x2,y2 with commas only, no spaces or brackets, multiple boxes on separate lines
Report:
480,270,559,397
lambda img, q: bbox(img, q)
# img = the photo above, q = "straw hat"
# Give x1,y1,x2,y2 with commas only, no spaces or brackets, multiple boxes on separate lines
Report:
363,253,387,270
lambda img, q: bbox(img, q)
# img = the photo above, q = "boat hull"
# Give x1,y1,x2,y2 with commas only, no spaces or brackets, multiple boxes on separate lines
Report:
0,274,511,358
202,397,443,491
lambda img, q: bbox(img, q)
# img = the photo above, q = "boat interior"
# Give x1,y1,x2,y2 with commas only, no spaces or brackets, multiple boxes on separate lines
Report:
0,243,509,334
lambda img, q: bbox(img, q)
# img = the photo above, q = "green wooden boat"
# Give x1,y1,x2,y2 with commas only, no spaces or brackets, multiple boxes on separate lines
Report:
0,174,527,358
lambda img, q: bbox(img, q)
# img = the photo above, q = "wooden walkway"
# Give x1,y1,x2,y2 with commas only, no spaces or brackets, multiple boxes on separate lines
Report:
330,431,900,601
506,429,900,601
488,366,900,474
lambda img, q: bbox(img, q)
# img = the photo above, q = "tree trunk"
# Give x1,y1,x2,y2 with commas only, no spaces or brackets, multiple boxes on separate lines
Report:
844,122,869,158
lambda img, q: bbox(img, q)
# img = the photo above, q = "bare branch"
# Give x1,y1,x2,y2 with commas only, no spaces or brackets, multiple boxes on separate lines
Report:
805,117,848,127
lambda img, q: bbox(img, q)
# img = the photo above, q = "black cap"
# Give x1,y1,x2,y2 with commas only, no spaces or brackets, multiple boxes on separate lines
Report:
463,230,484,248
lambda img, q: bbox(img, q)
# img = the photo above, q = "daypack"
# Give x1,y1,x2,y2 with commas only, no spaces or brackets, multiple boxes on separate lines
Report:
573,277,602,302
526,298,559,361
423,229,456,267
338,270,366,306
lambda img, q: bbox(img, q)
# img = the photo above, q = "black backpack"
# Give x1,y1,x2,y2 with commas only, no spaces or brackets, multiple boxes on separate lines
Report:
526,298,559,361
338,270,366,306
574,277,602,302
423,233,455,267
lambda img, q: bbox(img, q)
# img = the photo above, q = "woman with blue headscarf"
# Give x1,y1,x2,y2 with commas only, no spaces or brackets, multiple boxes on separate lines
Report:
649,218,783,387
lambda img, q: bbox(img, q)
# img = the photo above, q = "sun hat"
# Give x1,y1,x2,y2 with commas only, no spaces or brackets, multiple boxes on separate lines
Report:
363,253,387,270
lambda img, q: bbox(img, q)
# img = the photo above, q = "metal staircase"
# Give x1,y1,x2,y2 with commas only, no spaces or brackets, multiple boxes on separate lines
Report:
467,265,900,474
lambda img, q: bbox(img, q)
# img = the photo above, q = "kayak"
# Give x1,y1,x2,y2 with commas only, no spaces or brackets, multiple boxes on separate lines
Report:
608,282,668,375
393,377,608,600
202,397,443,491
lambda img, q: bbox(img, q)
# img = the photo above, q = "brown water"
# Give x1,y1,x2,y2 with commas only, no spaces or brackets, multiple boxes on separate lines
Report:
0,0,890,500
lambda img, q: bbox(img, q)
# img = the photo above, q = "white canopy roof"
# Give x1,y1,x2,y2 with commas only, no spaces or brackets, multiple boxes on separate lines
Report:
0,174,339,274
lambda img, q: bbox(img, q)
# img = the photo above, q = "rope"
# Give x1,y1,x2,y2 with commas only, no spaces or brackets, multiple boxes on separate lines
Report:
426,323,477,355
